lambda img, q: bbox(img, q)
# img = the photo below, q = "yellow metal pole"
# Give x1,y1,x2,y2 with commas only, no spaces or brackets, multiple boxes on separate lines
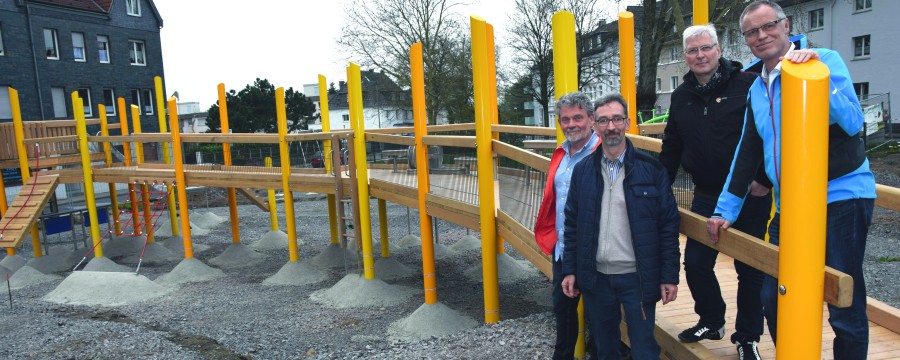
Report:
485,23,505,256
411,42,437,304
265,157,279,231
348,63,376,280
471,16,500,323
131,105,155,244
618,11,638,134
99,106,122,235
319,75,340,246
777,59,830,359
217,84,241,244
154,76,179,237
9,87,40,258
167,97,193,258
73,92,103,258
378,199,390,257
693,0,708,25
551,10,587,358
276,87,300,263
118,98,141,235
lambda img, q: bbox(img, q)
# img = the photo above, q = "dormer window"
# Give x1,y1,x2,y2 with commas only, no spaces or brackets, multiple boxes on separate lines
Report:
126,0,141,17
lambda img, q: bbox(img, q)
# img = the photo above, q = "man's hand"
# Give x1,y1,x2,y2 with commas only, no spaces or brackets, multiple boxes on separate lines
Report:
660,284,678,305
749,180,770,197
782,49,819,64
561,275,579,298
707,217,732,244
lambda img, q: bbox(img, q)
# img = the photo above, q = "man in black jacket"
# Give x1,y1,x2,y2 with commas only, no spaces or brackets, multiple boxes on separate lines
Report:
659,24,772,360
562,94,681,360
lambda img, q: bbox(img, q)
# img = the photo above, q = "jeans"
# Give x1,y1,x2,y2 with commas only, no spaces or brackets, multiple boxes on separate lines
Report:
552,253,581,359
761,198,873,360
582,272,658,360
685,192,769,342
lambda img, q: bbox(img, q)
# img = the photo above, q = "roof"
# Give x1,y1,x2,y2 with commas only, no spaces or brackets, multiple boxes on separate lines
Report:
28,0,111,13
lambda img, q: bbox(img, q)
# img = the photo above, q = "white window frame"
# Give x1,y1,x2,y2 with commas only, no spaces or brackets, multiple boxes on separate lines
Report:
131,89,142,114
0,87,12,120
855,0,872,12
129,40,146,65
76,88,93,117
126,0,141,16
854,82,869,100
853,35,871,58
102,88,116,115
141,89,153,115
809,9,824,30
51,87,67,118
97,35,110,64
656,78,662,93
0,25,5,56
72,32,86,62
44,28,59,60
670,76,679,91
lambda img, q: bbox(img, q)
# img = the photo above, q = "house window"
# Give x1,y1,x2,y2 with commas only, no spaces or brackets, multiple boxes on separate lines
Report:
853,82,869,100
44,29,59,59
130,89,142,113
729,29,739,44
0,25,5,56
0,87,12,120
853,35,871,58
669,47,678,62
102,88,116,115
342,114,350,122
51,87,67,118
76,88,92,117
809,9,824,30
656,78,662,92
855,0,872,12
126,0,141,16
142,89,153,115
72,32,86,62
670,76,679,91
129,40,146,65
97,35,110,63
786,15,795,34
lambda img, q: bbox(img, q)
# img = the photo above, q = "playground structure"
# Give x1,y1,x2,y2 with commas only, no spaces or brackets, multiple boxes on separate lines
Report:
0,5,899,360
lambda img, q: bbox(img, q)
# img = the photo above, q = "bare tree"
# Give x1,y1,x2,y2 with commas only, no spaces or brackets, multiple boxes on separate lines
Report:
507,0,557,127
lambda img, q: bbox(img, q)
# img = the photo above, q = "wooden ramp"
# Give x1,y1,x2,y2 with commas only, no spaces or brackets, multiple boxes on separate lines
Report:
237,188,268,212
0,174,59,248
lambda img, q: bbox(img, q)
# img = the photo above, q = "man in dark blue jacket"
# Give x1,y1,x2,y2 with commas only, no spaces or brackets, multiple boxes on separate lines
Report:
561,93,681,359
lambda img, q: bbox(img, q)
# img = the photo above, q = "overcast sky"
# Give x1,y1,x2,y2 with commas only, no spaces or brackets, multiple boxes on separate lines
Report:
154,0,636,110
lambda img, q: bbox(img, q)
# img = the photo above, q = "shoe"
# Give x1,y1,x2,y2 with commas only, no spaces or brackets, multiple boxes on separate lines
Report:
734,339,761,360
677,323,725,342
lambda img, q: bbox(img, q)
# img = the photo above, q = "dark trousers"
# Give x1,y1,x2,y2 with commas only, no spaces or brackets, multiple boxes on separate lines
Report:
684,192,770,341
582,272,658,360
762,198,873,360
552,252,581,359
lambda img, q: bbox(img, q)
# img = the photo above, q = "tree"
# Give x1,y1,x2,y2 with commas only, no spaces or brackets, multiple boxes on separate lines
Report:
340,0,472,124
205,78,316,134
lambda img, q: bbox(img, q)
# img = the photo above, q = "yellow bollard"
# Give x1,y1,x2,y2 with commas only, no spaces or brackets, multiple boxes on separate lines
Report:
167,97,193,258
693,0,708,25
318,75,340,245
265,157,279,231
73,93,103,257
217,84,241,244
99,106,122,235
276,88,300,263
131,105,155,244
118,98,141,235
155,76,179,237
776,59,830,359
347,63,376,280
9,87,41,258
411,42,438,304
618,11,638,134
471,16,500,323
552,11,577,144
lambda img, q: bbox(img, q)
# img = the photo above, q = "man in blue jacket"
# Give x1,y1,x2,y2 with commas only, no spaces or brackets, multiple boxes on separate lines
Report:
561,93,681,359
707,1,876,359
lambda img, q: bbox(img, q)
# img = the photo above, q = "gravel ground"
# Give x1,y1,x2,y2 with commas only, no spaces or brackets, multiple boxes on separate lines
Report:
0,149,896,360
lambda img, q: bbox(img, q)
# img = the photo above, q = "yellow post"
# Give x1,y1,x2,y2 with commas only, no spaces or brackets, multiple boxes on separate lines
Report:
378,199,390,257
73,93,103,258
693,0,708,25
9,87,41,258
471,16,500,323
411,42,437,304
265,157,279,231
347,63,376,280
131,105,155,244
155,76,179,237
319,75,340,246
618,11,638,134
167,97,193,258
217,84,241,244
485,23,506,256
276,87,300,263
118,98,141,235
551,10,587,358
777,60,830,359
99,106,122,235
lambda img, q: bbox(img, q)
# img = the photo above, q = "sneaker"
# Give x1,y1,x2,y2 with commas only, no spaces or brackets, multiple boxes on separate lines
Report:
677,323,725,343
734,339,762,360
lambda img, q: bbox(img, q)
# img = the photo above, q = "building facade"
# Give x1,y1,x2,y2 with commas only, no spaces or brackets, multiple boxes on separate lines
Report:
0,0,165,132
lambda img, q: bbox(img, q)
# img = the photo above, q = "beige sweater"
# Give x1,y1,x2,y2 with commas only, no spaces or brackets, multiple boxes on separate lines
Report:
595,160,637,274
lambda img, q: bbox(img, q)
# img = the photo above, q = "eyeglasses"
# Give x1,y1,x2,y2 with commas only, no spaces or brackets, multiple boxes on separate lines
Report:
595,116,627,126
684,44,717,56
741,18,785,40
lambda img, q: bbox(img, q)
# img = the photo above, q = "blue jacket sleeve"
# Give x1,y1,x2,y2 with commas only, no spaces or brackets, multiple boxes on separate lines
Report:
817,49,864,136
659,113,683,186
656,168,681,285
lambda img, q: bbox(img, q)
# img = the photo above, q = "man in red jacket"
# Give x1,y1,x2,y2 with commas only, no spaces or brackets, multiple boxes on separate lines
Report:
534,91,600,359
